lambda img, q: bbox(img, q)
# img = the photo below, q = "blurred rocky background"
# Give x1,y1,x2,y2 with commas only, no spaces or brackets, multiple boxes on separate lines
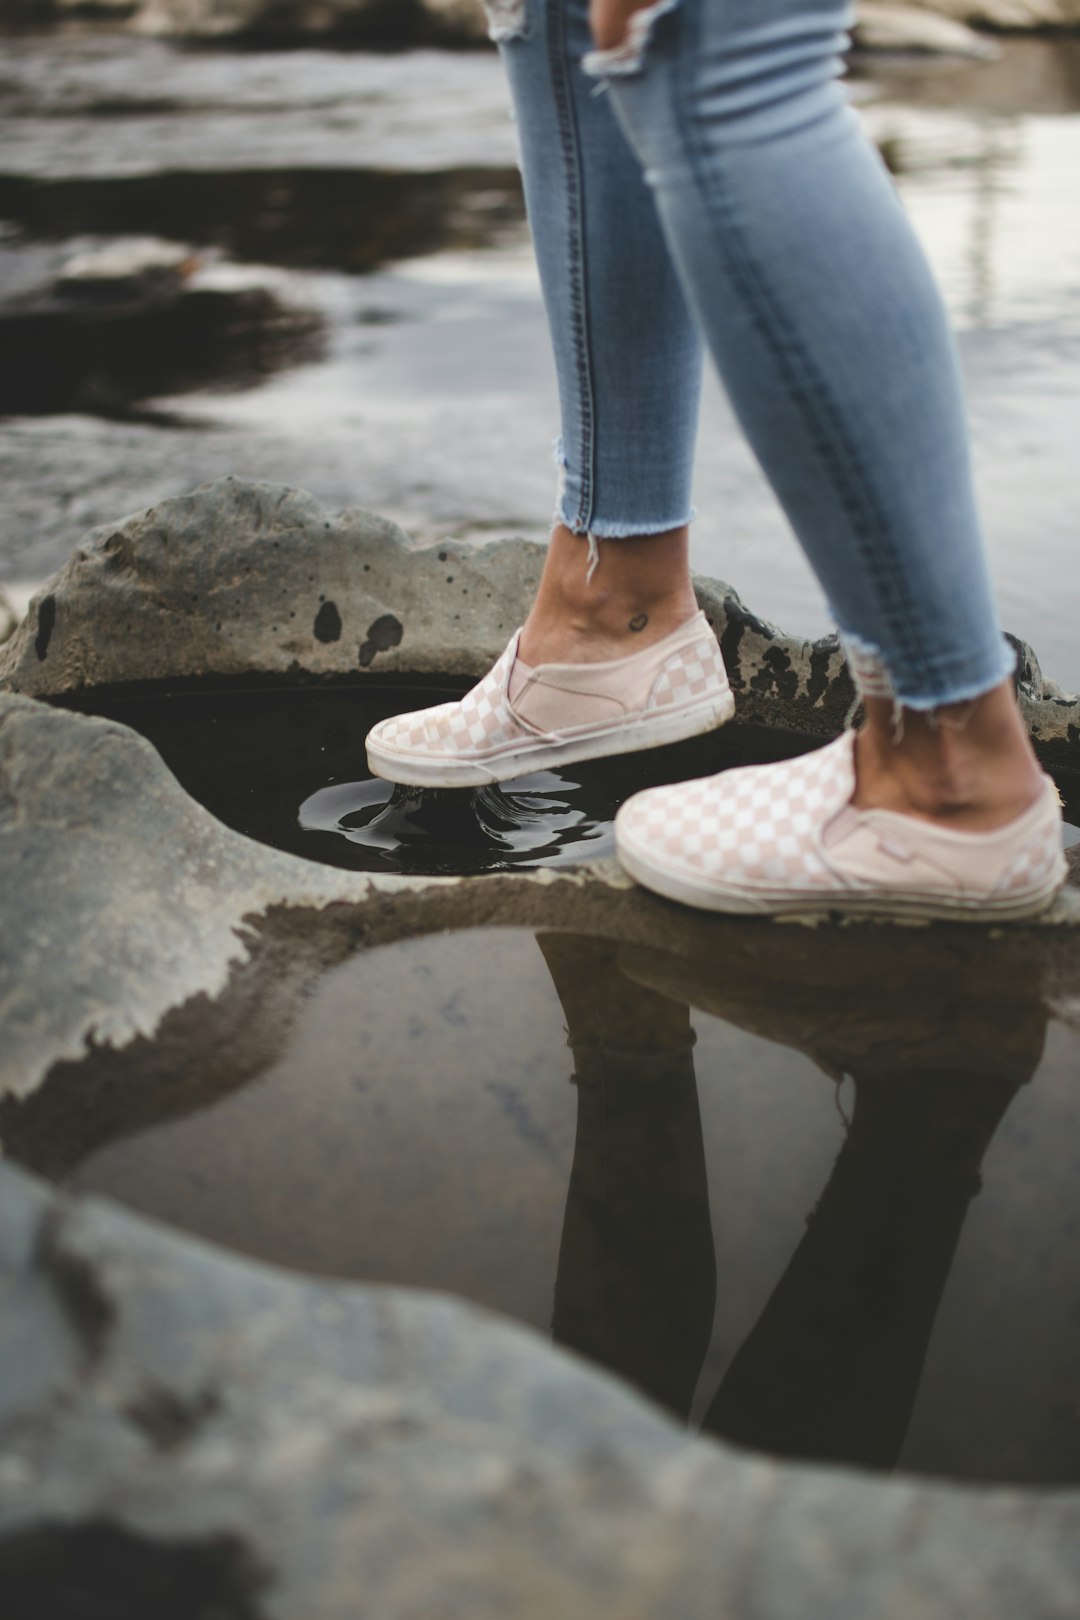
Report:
1,0,1078,680
2,0,1079,41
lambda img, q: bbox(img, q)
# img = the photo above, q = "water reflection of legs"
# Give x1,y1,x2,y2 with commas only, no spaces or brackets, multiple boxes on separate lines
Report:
537,934,715,1420
622,941,1049,1471
538,929,1051,1469
706,1060,1042,1471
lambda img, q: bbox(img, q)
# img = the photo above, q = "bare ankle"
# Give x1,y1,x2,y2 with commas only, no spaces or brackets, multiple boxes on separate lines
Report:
519,524,698,665
852,682,1045,831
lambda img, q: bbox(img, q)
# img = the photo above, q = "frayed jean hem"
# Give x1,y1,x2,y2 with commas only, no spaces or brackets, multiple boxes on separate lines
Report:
555,510,698,539
841,629,1017,716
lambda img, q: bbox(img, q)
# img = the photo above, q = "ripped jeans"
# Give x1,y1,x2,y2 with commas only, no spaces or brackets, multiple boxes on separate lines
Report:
482,0,1014,710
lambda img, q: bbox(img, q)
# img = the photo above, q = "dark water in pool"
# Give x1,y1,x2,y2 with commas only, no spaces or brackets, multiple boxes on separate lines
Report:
9,922,1078,1488
60,681,820,874
60,680,1080,873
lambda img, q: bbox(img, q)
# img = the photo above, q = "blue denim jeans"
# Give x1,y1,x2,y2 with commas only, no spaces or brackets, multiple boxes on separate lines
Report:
483,0,1015,709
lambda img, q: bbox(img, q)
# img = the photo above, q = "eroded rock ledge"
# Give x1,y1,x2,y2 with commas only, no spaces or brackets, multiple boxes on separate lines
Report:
1,1159,1075,1620
2,475,1078,764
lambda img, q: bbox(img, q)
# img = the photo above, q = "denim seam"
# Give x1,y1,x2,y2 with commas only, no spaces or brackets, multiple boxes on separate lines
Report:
671,0,936,697
547,0,595,532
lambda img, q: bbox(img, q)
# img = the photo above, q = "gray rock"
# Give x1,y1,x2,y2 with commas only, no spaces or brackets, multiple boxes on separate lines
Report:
0,690,372,1102
2,476,1078,760
0,477,550,689
2,1122,1080,1619
55,236,200,302
0,590,14,648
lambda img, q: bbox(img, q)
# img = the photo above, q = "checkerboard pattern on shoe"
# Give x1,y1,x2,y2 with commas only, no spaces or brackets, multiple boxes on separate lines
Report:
615,730,1067,919
623,734,848,889
991,817,1067,899
647,638,727,711
366,613,735,787
370,639,530,761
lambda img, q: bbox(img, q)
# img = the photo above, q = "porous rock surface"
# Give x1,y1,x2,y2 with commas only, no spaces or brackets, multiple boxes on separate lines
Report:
3,481,1080,1617
1,1154,1078,1620
0,691,372,1101
3,476,1079,762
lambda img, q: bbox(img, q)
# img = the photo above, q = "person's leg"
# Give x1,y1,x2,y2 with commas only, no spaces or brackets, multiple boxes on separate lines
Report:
367,0,735,787
487,0,705,662
594,0,1063,910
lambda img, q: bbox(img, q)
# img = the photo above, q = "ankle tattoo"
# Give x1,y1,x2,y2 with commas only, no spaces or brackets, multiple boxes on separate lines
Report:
629,613,648,633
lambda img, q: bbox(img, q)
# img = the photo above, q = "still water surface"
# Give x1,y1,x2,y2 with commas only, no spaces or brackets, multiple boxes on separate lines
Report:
10,922,1075,1488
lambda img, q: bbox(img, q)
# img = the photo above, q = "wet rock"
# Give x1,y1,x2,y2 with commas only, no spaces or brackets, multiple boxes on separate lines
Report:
55,236,199,303
0,478,819,720
2,1135,1080,1620
0,477,549,690
3,477,1078,758
854,2,999,54
0,690,364,1101
0,478,1077,1146
0,251,324,417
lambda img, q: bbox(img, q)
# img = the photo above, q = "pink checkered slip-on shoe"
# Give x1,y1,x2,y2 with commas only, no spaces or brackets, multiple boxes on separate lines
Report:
365,610,734,789
615,729,1067,921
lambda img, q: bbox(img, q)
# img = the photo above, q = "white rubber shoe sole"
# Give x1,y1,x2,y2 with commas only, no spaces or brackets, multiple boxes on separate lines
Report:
615,822,1066,921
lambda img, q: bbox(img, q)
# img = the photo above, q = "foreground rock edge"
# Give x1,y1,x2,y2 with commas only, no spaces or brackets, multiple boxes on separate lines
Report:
2,476,1077,761
2,1157,1079,1620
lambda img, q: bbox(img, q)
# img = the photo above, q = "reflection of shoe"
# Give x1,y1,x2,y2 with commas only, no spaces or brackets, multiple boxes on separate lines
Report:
618,939,1048,1089
615,729,1066,920
365,611,733,788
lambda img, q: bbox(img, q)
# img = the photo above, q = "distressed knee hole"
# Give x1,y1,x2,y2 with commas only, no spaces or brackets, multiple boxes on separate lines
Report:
583,0,684,78
481,0,528,42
